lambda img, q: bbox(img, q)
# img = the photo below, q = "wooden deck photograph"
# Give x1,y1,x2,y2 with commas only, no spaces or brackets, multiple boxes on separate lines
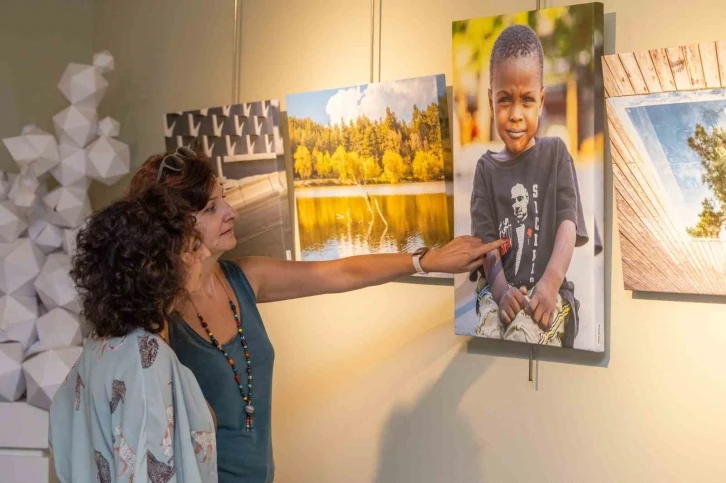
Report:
604,40,726,295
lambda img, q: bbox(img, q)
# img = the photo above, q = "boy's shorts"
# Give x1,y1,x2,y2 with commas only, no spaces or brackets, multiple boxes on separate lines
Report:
475,279,571,346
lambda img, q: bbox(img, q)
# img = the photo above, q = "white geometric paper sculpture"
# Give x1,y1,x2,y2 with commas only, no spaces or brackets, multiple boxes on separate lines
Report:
34,253,79,314
1,136,33,168
98,117,120,137
93,50,114,73
28,219,63,254
22,346,82,410
0,294,39,351
8,174,42,214
0,50,123,421
61,226,81,256
0,172,12,200
2,126,61,178
42,186,91,228
87,136,130,185
0,342,25,402
0,319,38,352
52,105,98,148
0,238,45,294
0,201,27,243
26,308,82,356
57,63,108,109
51,144,90,188
0,293,38,332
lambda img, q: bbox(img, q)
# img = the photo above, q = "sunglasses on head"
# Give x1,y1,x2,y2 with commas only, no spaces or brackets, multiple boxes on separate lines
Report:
156,146,197,183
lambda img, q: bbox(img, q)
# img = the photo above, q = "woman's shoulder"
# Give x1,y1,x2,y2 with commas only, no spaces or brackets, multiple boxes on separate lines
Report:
220,258,259,300
87,329,178,373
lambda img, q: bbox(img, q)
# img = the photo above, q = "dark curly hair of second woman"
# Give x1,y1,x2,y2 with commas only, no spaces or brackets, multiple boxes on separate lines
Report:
70,187,201,338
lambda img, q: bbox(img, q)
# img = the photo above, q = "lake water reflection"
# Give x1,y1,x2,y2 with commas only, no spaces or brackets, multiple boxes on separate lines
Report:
296,183,453,261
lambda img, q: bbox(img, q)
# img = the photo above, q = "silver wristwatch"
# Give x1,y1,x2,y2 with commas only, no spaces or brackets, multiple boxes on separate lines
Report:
412,247,429,274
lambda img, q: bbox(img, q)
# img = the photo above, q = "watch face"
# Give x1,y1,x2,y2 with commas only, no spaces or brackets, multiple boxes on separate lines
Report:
414,247,428,257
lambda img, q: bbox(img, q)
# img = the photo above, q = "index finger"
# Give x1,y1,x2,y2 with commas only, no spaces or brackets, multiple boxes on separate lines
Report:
472,238,505,257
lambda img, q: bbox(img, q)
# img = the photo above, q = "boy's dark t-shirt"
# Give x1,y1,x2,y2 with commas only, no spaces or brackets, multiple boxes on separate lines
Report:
471,136,588,291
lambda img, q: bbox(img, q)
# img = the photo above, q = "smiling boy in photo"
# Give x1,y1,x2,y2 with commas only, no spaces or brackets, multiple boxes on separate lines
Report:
470,24,588,347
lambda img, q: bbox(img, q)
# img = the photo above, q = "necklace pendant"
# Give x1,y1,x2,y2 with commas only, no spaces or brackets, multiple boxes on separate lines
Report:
245,404,255,415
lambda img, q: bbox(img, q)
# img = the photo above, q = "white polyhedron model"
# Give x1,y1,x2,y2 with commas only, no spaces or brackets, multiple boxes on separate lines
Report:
61,226,81,256
1,126,60,178
34,252,79,314
0,201,27,243
26,308,82,356
93,50,114,73
0,172,12,200
8,173,43,214
52,144,90,189
57,63,108,109
0,238,46,294
0,319,38,352
0,50,124,415
98,117,120,137
87,136,130,185
0,342,25,402
52,105,98,148
28,218,64,254
42,186,91,228
22,346,82,410
0,293,38,332
0,293,39,351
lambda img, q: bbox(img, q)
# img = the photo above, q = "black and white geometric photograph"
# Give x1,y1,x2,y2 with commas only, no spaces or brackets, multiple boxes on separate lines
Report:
164,100,293,260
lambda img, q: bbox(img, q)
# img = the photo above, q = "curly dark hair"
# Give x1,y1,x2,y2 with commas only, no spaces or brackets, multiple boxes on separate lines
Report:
489,24,544,86
125,145,217,211
70,187,201,338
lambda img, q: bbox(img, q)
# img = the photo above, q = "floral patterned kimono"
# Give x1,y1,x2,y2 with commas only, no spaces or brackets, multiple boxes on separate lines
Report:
49,330,217,483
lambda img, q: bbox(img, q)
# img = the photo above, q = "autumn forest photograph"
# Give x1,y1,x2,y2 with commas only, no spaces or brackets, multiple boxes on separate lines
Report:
286,75,453,269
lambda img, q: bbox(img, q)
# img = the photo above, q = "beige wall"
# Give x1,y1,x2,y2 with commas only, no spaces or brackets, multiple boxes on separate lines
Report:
92,0,726,482
0,0,94,173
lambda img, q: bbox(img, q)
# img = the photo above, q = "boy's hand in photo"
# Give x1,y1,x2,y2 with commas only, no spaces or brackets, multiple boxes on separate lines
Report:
495,285,528,325
528,279,558,329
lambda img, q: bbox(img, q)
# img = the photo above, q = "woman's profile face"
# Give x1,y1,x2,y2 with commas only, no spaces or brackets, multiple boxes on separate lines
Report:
195,181,238,256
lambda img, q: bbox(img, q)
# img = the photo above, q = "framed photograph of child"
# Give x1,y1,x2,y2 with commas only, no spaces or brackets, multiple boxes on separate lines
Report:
604,40,726,295
452,3,605,352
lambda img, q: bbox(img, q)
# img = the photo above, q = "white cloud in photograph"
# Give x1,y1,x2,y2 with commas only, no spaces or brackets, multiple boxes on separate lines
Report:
325,76,438,126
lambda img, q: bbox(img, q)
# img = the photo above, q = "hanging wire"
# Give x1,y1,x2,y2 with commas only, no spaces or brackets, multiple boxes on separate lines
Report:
231,0,244,103
378,0,382,82
232,0,239,103
370,0,375,83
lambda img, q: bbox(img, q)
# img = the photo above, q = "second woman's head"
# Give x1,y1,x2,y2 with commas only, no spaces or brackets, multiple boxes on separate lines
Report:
71,187,211,338
126,147,239,257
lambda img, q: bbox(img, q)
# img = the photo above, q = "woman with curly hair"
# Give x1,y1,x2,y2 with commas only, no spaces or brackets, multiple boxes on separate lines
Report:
49,187,218,483
125,147,506,483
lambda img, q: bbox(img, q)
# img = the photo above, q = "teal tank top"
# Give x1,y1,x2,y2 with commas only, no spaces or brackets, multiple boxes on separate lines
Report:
169,260,275,483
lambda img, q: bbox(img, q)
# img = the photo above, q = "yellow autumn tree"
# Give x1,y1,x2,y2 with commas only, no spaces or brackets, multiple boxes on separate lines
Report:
363,155,382,181
294,145,312,180
382,150,406,183
412,151,443,181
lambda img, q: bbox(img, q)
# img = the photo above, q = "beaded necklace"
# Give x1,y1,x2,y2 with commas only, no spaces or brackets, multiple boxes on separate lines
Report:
189,272,254,431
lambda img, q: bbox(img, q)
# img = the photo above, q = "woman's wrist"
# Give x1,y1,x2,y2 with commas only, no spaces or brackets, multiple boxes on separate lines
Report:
419,249,436,273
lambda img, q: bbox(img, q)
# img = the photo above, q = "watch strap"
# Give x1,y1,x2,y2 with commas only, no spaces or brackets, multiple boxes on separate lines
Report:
412,247,429,274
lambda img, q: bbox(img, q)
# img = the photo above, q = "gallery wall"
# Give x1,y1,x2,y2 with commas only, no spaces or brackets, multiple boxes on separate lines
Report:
90,0,726,482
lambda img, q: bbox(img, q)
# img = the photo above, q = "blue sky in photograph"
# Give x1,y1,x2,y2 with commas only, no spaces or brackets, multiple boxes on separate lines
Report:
286,75,444,126
627,97,726,229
